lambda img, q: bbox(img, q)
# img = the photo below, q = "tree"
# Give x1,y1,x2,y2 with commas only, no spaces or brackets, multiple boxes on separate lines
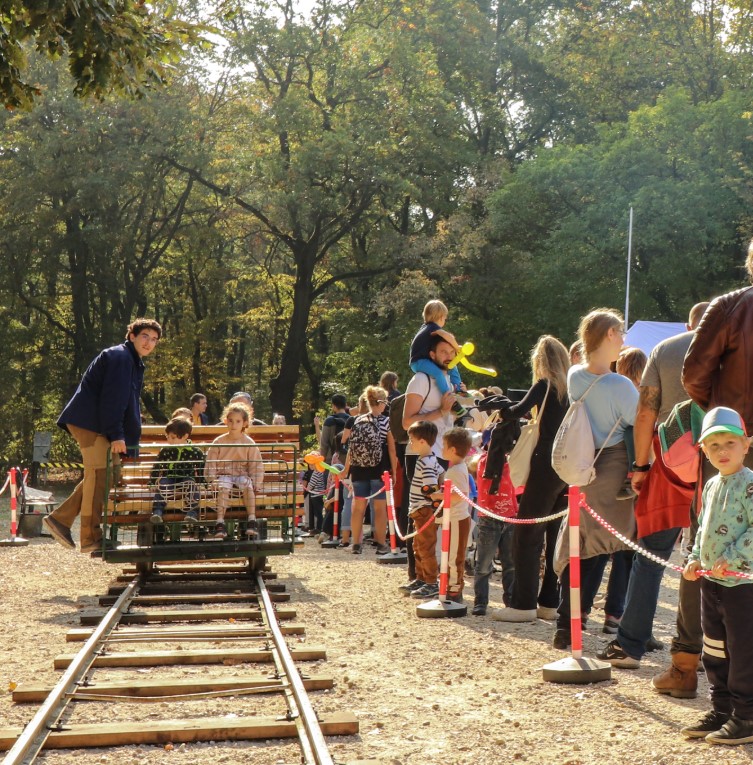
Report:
0,63,210,387
167,0,470,418
0,0,203,109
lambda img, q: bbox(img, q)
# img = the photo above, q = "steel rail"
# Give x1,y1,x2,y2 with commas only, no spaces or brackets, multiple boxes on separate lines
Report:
255,572,334,765
1,577,141,765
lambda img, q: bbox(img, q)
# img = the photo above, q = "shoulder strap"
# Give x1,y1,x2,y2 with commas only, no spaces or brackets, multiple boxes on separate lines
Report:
577,373,606,403
591,415,624,467
534,381,551,422
419,372,432,410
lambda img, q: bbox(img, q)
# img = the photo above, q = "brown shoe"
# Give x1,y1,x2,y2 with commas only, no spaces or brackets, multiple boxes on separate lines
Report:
43,516,75,550
652,651,700,699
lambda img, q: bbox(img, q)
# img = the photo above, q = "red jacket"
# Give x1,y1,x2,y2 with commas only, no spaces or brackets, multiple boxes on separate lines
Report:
635,435,694,537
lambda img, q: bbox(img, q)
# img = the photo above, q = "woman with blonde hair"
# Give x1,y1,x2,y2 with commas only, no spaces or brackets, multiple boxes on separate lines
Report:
341,385,398,554
492,335,571,621
551,308,639,649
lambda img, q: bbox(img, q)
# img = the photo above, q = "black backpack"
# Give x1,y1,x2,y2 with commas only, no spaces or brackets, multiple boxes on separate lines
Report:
348,414,384,467
389,373,431,445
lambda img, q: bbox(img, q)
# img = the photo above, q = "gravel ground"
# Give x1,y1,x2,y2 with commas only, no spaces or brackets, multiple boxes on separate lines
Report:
1,525,751,765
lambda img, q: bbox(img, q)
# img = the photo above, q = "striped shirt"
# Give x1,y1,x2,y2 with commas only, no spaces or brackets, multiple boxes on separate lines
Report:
409,454,443,513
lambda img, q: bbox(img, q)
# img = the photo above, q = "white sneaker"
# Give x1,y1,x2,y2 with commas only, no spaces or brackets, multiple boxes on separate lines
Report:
536,606,558,620
492,608,537,622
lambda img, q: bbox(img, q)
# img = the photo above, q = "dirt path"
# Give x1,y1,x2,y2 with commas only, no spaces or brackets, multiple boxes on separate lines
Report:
1,533,749,764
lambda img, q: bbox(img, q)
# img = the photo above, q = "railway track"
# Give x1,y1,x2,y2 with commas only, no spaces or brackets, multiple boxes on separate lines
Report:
0,561,358,764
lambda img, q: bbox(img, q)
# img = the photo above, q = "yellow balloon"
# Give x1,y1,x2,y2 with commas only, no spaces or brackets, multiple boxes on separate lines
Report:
447,340,496,376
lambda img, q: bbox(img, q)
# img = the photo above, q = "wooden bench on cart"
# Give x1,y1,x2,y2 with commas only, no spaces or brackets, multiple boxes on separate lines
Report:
101,424,303,560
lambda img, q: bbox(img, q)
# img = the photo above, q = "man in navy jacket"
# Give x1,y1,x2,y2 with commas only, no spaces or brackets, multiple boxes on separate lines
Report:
44,318,162,554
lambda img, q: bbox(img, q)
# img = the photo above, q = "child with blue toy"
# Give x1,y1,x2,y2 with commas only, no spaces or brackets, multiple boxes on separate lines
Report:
409,299,467,417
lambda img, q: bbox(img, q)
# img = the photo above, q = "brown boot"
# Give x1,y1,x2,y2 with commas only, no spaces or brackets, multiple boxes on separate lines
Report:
651,652,700,699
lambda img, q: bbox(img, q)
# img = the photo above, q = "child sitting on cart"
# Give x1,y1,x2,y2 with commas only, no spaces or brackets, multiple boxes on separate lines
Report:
205,403,265,540
150,417,206,524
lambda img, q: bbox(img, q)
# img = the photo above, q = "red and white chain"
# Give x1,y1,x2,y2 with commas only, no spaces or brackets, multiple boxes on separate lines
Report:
451,485,568,525
579,495,753,582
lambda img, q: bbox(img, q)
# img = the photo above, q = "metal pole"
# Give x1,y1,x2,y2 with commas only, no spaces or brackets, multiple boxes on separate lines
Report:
625,206,633,329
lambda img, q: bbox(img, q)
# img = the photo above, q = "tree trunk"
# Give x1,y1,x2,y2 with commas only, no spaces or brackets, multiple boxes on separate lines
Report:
269,244,316,420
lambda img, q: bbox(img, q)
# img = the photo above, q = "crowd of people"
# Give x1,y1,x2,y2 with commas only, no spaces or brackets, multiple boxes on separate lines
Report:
307,243,753,747
38,239,753,747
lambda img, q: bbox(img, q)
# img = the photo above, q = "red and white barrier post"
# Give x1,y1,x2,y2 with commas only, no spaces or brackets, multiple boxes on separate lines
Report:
377,471,407,564
542,486,609,683
321,474,341,549
568,484,584,659
416,479,466,617
0,468,29,547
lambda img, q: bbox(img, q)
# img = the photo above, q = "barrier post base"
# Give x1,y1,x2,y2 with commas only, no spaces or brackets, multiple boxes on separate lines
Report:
542,656,612,684
376,551,407,565
320,538,339,549
416,598,467,619
0,536,30,547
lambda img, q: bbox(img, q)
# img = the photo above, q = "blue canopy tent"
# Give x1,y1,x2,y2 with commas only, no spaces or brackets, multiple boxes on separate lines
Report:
624,320,687,355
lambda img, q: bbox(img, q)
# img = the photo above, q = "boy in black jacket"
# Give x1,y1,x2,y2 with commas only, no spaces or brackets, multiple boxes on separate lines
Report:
150,418,205,524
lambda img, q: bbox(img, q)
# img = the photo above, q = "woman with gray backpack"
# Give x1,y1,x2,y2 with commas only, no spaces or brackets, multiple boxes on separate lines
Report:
341,385,398,554
551,308,639,650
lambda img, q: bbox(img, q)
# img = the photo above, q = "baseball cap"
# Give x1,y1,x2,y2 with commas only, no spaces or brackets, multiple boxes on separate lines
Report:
699,407,747,442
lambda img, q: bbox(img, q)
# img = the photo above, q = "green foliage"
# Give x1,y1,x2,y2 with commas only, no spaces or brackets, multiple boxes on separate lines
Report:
6,0,753,465
0,0,205,109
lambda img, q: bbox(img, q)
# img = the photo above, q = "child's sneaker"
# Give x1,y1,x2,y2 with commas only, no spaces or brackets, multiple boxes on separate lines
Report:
351,543,363,555
411,582,439,599
705,715,753,745
213,522,227,540
451,400,469,418
246,519,259,539
616,477,636,500
184,511,199,524
681,710,730,739
603,614,622,634
150,510,163,524
398,579,425,595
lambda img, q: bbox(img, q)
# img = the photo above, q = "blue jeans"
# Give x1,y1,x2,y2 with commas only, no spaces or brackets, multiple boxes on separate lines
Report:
410,359,462,395
474,516,514,608
617,526,681,659
592,550,635,618
352,478,385,501
341,491,353,531
557,554,610,630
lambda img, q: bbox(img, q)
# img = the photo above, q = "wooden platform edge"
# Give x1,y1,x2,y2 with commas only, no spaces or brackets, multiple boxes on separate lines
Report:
0,711,358,749
13,673,334,702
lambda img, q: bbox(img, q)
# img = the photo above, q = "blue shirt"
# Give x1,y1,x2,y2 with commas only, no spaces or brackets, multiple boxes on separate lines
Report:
690,467,753,587
409,322,441,364
567,366,638,448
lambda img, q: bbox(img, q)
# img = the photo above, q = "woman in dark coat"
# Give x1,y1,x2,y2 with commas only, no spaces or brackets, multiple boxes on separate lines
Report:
493,335,571,623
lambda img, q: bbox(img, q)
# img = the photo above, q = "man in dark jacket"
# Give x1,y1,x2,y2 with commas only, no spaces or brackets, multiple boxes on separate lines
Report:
44,318,162,554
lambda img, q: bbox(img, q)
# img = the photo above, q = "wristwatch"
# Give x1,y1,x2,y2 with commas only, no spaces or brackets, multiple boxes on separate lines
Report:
631,462,650,473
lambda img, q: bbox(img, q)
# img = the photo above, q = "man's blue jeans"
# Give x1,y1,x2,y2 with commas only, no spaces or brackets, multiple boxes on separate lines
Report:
474,516,514,607
617,526,681,659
